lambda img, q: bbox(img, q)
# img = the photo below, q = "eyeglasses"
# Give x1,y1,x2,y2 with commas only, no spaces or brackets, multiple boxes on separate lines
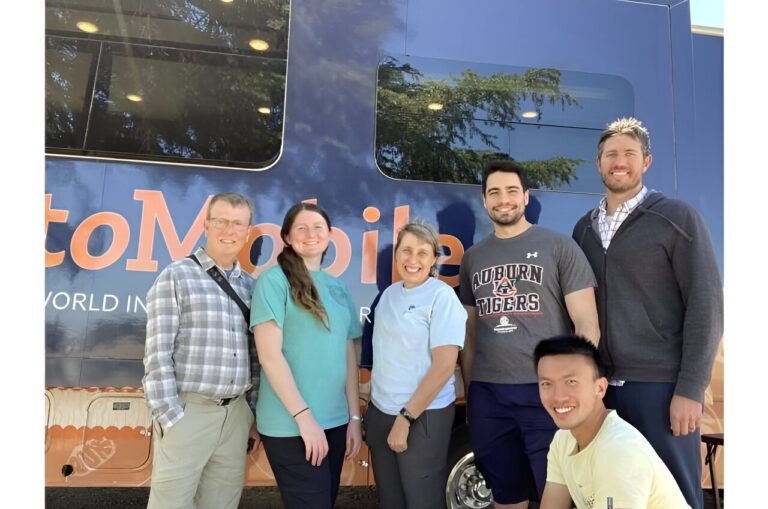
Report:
208,218,249,232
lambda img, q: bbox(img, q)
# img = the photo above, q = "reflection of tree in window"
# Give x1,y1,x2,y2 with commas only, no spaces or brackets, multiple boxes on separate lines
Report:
44,0,290,167
376,57,583,189
46,38,97,149
85,46,285,165
45,0,289,54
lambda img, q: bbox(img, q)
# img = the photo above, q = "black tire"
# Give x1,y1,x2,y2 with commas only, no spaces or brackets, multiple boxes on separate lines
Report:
444,429,493,509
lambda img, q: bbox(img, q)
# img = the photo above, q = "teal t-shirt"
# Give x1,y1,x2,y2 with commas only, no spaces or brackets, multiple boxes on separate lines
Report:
250,265,361,437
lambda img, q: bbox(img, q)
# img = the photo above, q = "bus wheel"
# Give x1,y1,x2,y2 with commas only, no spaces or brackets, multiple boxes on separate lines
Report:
445,442,493,509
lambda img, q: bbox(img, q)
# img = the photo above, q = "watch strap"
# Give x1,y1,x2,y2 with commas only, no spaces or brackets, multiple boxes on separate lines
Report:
399,407,417,424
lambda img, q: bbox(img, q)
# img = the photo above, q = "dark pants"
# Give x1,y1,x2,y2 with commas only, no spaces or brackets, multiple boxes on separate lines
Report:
467,382,556,504
605,382,704,509
364,402,455,509
260,424,348,509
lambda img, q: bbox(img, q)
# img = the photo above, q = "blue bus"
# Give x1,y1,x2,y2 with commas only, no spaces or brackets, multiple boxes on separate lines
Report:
44,0,723,505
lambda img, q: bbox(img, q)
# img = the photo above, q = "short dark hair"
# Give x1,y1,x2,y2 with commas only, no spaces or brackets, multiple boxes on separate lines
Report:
533,334,607,379
481,159,528,195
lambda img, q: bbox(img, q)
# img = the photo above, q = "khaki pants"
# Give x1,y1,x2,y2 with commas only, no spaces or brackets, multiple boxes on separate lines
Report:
147,392,254,509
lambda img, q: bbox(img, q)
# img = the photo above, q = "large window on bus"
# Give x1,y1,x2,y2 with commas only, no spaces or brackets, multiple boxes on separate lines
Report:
375,54,634,192
45,0,290,168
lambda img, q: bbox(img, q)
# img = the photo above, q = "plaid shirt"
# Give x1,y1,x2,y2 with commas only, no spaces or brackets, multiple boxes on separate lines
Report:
598,186,649,249
143,247,257,428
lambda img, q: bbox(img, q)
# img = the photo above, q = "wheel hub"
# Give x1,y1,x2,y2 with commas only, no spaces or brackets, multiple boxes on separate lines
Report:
447,452,493,508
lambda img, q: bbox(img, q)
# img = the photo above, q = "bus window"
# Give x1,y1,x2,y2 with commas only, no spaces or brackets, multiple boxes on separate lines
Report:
375,54,634,192
45,0,290,168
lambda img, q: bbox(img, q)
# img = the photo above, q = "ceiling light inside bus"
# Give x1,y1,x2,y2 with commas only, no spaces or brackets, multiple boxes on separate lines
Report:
126,94,143,102
522,111,538,119
76,21,99,33
257,107,271,114
249,39,270,51
427,103,443,111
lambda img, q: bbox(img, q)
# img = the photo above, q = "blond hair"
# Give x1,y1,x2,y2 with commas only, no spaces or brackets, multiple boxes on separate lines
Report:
597,117,651,158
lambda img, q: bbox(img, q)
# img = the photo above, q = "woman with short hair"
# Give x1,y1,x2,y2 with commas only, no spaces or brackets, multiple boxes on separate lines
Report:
364,221,467,509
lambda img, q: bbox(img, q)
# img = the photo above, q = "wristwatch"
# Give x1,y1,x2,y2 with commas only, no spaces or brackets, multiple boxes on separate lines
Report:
399,407,417,425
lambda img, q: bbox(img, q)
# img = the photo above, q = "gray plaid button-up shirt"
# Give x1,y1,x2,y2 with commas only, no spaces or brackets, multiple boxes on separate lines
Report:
143,247,257,428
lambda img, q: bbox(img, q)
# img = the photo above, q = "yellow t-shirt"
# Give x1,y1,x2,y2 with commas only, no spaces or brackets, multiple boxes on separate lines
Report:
546,411,690,509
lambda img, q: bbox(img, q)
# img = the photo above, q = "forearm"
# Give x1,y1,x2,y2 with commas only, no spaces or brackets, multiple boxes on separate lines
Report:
260,353,308,416
404,347,460,417
565,287,600,345
676,270,723,401
459,344,474,390
143,367,183,427
573,317,600,346
677,326,722,402
143,285,183,426
254,321,309,416
674,220,724,402
460,307,476,389
345,342,361,417
540,482,573,509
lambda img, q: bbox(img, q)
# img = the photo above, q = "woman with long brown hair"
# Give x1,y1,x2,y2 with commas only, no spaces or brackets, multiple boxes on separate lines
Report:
250,203,362,509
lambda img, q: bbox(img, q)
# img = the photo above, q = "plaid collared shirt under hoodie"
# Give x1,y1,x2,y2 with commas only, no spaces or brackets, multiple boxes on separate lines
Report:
143,247,257,428
597,186,649,250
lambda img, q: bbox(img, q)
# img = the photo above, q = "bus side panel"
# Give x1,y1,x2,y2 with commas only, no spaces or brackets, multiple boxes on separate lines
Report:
690,32,724,490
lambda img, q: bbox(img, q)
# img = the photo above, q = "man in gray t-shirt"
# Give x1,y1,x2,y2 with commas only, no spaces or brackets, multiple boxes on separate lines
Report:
459,160,599,508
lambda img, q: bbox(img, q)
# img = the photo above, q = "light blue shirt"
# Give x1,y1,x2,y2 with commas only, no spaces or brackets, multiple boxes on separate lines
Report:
250,265,361,436
371,277,467,414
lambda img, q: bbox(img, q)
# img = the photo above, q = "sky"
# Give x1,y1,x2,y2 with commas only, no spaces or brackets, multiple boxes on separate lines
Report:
690,0,723,28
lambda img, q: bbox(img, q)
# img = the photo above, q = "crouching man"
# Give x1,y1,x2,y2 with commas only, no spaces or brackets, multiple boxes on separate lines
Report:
534,335,690,509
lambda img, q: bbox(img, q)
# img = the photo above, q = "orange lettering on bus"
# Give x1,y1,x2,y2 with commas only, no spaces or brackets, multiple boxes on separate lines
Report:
360,207,381,284
296,197,351,277
126,190,208,272
45,194,69,268
70,212,131,270
239,223,283,277
390,205,410,284
327,227,352,277
437,234,464,288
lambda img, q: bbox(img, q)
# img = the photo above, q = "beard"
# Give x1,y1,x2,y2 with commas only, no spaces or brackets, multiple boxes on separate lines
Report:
488,207,525,226
602,177,642,195
600,167,643,195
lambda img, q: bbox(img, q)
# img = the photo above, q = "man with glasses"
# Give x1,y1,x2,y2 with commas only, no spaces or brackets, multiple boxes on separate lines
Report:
143,192,259,509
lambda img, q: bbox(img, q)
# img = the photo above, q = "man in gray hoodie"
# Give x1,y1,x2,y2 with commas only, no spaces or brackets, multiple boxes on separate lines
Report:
572,117,723,509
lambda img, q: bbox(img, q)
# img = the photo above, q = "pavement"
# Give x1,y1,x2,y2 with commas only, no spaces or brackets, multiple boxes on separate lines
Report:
45,486,722,508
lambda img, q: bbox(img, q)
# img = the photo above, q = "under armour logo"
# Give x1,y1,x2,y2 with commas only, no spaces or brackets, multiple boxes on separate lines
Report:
526,252,538,258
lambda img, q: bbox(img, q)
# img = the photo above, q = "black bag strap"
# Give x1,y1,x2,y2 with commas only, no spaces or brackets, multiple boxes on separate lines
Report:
188,254,250,326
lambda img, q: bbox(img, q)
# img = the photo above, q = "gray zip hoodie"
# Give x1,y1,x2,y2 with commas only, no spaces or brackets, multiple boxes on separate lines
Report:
572,191,723,403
